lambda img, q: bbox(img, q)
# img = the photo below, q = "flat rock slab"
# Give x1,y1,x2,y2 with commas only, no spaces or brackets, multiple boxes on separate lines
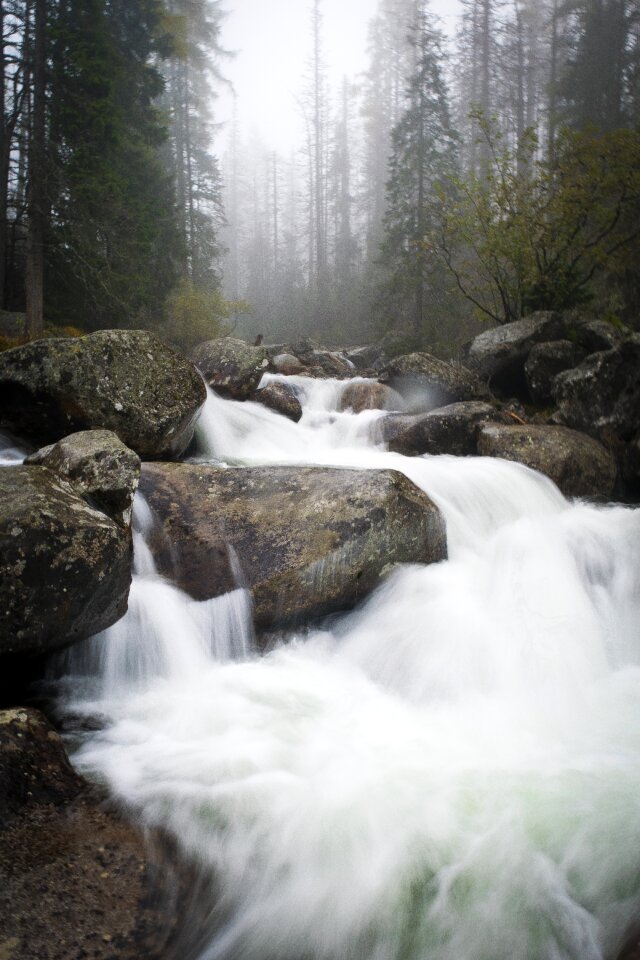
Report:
477,424,617,499
0,330,206,459
0,466,132,657
139,463,447,629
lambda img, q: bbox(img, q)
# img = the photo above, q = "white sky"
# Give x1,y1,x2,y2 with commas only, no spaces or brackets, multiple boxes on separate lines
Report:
217,0,461,153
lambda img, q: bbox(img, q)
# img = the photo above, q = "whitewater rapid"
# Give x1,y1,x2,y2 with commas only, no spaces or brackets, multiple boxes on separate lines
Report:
58,376,640,960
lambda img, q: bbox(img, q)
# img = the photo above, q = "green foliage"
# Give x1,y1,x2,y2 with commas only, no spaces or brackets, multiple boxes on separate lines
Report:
159,278,249,351
45,0,183,330
433,117,640,324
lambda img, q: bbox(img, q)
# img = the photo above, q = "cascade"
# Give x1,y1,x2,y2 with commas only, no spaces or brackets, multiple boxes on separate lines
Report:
55,378,640,960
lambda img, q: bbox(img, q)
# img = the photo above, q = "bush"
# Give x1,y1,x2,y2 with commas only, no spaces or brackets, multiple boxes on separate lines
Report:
158,280,250,352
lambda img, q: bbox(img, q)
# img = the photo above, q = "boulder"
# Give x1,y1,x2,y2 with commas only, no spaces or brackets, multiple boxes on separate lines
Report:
570,316,628,354
139,463,447,630
381,352,487,411
192,336,269,400
25,430,140,527
309,349,354,377
339,381,404,414
0,466,132,657
622,432,640,498
552,336,640,441
254,380,303,422
0,709,83,822
462,311,565,399
0,709,185,960
0,330,205,459
477,423,616,499
344,344,389,371
524,340,581,406
382,401,508,457
270,352,309,376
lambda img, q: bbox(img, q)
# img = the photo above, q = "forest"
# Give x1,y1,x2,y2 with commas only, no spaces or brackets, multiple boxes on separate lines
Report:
1,0,639,355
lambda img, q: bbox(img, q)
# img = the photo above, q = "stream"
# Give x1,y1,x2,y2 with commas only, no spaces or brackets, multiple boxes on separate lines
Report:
55,376,640,960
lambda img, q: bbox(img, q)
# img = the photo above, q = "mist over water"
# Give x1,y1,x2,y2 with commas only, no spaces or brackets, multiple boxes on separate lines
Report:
59,379,640,960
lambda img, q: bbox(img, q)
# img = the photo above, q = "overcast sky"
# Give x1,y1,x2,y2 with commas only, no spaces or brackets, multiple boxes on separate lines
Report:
217,0,461,153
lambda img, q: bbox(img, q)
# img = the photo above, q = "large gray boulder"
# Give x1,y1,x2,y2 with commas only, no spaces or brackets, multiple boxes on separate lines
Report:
524,340,581,406
25,429,140,527
0,330,206,459
552,337,640,441
139,463,447,630
192,336,269,399
0,465,132,657
381,352,487,411
461,311,564,399
569,316,628,354
477,424,617,499
382,401,509,457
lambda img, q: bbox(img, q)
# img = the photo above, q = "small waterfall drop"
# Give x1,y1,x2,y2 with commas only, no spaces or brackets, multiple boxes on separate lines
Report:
60,376,640,960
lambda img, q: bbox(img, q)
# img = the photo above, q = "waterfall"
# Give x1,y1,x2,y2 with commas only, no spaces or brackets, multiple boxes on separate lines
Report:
59,378,640,960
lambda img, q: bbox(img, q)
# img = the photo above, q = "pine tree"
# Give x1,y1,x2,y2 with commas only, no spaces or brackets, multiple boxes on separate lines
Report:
161,0,228,291
46,0,182,329
379,0,458,343
557,0,640,133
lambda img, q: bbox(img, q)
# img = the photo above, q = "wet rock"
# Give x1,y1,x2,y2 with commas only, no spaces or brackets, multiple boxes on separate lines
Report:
25,430,140,527
254,380,303,422
477,423,616,499
309,350,354,377
192,336,269,400
570,316,628,354
0,466,132,657
139,463,447,631
339,381,404,413
344,344,389,371
524,340,581,406
621,431,640,498
0,330,205,459
270,352,309,376
461,311,564,400
552,336,640,441
0,709,185,960
382,401,508,457
0,708,83,822
381,352,487,412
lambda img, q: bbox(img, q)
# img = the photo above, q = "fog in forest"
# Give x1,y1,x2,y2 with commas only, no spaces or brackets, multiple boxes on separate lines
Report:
1,0,638,354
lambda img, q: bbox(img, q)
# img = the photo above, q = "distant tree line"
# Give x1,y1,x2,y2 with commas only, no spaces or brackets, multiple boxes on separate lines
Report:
1,0,228,342
222,0,640,352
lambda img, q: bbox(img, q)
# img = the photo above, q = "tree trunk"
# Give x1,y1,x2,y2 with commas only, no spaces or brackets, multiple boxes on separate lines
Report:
25,0,46,340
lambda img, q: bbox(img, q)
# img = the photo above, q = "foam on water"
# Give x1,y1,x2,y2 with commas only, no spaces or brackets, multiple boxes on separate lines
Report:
62,378,640,960
0,429,27,465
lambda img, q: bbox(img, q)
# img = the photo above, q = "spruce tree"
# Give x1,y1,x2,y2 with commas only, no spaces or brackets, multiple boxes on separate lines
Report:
46,0,181,329
379,0,458,344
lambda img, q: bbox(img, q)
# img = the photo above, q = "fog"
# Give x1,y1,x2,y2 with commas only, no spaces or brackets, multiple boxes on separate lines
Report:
219,0,462,152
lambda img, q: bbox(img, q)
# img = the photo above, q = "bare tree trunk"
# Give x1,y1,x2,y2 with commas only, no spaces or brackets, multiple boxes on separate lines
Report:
25,0,46,340
547,0,559,167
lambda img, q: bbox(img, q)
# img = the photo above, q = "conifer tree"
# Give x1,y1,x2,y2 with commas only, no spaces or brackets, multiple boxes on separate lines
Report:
379,0,458,343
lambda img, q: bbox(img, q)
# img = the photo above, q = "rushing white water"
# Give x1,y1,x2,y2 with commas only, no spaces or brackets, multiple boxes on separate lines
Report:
0,429,27,465
60,377,640,960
